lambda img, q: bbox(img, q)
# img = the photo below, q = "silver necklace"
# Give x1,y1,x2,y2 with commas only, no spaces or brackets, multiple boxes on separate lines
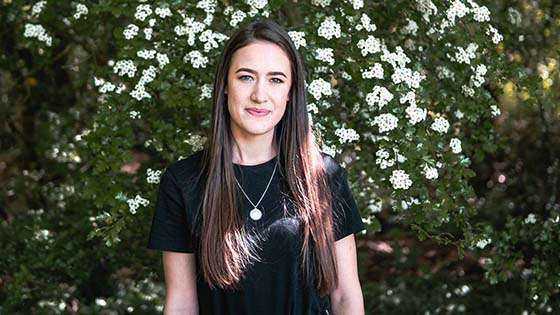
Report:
234,157,278,221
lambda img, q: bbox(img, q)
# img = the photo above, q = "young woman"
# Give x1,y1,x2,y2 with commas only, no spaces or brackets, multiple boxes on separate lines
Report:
148,18,365,315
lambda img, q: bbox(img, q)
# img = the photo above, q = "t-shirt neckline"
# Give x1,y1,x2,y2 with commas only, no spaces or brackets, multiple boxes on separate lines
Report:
232,155,278,168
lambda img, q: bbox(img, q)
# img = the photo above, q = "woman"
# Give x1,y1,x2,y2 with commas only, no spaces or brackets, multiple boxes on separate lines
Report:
148,18,365,315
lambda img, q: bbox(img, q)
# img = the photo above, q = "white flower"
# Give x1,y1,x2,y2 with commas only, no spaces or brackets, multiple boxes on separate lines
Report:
146,168,162,184
134,4,152,21
361,63,384,79
375,149,395,169
184,50,209,68
73,3,88,19
508,7,522,26
401,18,418,36
312,0,331,7
155,7,173,18
199,84,212,100
247,0,268,10
31,1,47,17
144,28,153,40
288,31,306,49
400,91,416,106
315,48,335,65
390,169,413,190
391,67,424,89
453,43,478,64
308,78,332,100
113,60,137,77
156,53,169,69
139,66,157,85
415,0,438,22
307,103,319,114
461,85,475,97
472,5,490,22
454,110,464,119
129,110,141,119
127,194,150,214
357,13,376,32
490,105,501,117
423,164,438,179
230,10,247,27
450,138,462,153
476,238,492,249
357,35,382,56
430,117,450,134
23,24,52,46
470,64,487,87
137,49,156,59
130,84,151,101
486,25,503,44
365,86,393,109
372,113,398,133
380,46,411,69
123,24,139,40
346,0,364,10
184,134,207,151
524,213,536,224
99,82,116,94
335,127,360,144
446,0,470,26
405,105,427,125
436,66,455,81
317,16,341,40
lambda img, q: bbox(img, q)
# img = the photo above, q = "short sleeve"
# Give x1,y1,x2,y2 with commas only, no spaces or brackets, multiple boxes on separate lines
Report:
330,165,365,241
147,166,195,253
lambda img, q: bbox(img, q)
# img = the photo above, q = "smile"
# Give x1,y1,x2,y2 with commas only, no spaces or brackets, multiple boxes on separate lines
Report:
246,108,271,117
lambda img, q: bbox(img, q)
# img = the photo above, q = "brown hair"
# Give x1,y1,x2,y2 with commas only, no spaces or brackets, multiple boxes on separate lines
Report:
198,18,338,296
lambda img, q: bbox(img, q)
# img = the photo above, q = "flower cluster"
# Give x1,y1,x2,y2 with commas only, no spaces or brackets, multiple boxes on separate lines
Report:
361,63,384,79
123,24,139,40
156,53,169,69
74,4,88,19
113,60,137,78
247,0,268,10
31,1,47,17
184,134,207,152
146,168,162,184
372,113,398,133
137,49,156,59
127,194,150,215
390,169,413,190
356,13,376,32
184,50,209,68
130,66,158,100
405,104,427,125
430,117,450,134
375,149,395,169
308,78,332,100
476,238,492,249
366,86,393,109
312,0,331,7
452,43,478,64
155,7,172,18
129,111,141,119
335,127,360,144
199,84,212,100
23,24,52,46
472,5,490,22
315,48,335,65
135,4,152,21
423,164,438,179
470,64,487,87
450,138,462,153
401,19,419,36
357,35,382,56
490,105,501,117
486,25,503,44
288,31,307,49
317,16,341,40
524,213,537,224
230,10,247,27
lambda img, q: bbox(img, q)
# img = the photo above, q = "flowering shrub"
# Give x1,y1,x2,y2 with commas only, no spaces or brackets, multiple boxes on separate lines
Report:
5,0,559,313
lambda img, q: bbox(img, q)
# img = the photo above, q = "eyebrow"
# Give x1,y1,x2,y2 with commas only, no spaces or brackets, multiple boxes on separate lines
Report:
235,68,288,78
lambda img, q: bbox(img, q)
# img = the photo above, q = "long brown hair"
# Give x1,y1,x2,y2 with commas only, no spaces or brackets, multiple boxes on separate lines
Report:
198,18,338,296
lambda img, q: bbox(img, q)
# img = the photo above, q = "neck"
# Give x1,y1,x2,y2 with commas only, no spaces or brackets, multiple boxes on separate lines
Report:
231,132,277,166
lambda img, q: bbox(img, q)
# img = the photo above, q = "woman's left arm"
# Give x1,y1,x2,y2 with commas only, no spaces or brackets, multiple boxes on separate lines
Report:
330,234,365,315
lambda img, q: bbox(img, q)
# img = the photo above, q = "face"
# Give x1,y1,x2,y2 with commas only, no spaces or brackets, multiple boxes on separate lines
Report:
225,40,292,143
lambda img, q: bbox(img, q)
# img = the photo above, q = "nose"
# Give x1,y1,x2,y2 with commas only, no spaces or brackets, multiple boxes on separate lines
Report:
251,80,268,103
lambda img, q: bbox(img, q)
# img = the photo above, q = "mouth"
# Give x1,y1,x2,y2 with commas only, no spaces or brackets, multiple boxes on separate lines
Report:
246,108,271,117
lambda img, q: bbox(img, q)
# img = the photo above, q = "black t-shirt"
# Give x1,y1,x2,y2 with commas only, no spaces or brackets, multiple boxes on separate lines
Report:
147,150,365,315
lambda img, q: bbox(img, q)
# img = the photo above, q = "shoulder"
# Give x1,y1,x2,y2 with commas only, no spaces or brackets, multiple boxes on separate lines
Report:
165,149,206,184
320,151,344,179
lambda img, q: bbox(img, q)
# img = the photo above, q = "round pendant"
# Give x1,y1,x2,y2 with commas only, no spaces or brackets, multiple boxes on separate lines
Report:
249,208,262,221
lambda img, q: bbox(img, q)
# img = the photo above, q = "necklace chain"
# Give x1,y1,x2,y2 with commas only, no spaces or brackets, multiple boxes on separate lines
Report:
234,157,278,217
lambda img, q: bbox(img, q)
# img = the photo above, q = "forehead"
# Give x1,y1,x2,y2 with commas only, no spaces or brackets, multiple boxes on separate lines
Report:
230,41,292,73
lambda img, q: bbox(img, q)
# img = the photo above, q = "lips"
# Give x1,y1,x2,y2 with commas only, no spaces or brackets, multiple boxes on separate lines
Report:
246,108,271,117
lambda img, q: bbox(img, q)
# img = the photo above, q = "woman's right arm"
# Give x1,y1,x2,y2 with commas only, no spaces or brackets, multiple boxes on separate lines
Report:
163,251,199,315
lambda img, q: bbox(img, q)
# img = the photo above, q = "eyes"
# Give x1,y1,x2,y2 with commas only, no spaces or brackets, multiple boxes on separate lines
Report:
239,75,284,84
